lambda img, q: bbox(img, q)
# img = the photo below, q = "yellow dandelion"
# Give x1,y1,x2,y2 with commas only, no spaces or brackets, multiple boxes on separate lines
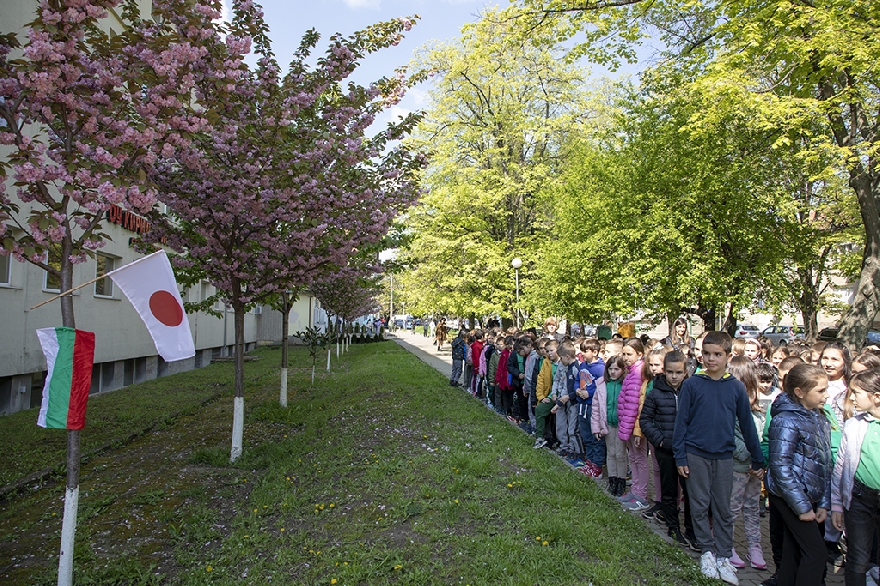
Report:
331,579,337,585
206,566,213,572
507,483,513,488
454,499,459,504
542,541,549,546
536,536,541,541
329,503,335,508
280,528,285,532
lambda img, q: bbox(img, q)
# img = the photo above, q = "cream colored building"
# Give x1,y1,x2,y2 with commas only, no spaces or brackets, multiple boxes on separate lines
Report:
0,1,330,416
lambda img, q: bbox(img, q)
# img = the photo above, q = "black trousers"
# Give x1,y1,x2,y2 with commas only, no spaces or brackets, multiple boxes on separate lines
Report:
656,447,693,536
769,494,826,586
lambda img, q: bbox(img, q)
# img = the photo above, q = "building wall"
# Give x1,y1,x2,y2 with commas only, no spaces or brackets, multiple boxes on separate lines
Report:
0,1,264,416
255,295,330,343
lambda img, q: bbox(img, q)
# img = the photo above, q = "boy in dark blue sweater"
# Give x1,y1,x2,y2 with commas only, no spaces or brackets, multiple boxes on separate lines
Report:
673,331,764,584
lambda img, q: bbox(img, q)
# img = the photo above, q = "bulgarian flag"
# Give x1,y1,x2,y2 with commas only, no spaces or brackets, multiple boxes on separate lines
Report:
36,327,95,430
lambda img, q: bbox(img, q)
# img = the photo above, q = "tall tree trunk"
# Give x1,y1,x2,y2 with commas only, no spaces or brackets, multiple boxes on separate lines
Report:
838,174,880,349
58,235,78,586
795,266,821,343
230,298,246,462
279,292,292,407
722,302,737,336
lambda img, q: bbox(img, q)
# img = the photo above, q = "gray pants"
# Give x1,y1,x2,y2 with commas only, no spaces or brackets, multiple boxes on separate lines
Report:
685,453,734,557
555,402,579,454
451,359,463,383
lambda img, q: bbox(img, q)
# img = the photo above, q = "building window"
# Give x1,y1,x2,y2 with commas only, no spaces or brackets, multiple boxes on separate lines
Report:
94,254,115,297
0,253,10,285
43,246,62,292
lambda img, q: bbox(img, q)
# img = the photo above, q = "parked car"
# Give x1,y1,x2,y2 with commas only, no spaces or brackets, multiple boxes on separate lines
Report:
761,325,805,346
734,324,760,339
817,327,839,342
818,327,880,347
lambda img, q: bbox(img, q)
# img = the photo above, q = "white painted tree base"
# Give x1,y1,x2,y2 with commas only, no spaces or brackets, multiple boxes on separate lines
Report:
326,347,331,371
231,396,244,462
58,485,78,586
280,368,288,407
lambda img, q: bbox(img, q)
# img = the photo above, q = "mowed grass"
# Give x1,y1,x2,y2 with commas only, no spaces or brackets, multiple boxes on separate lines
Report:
0,342,711,585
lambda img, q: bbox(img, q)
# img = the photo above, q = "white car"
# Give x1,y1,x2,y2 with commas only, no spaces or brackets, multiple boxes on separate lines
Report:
761,325,805,346
734,324,760,339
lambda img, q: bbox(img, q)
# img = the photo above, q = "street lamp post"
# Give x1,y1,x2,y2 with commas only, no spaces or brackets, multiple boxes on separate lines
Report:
511,257,522,329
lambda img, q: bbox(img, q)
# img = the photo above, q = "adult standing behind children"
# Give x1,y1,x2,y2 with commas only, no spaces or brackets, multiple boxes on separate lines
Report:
543,317,564,342
435,318,448,351
673,331,765,585
661,317,695,354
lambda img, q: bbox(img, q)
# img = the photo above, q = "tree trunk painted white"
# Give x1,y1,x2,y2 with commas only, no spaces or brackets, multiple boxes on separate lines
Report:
230,396,244,462
57,485,79,586
311,365,315,384
280,367,288,407
326,346,331,371
336,339,339,358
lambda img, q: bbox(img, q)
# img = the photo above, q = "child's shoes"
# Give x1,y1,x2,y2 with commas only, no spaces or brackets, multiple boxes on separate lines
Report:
747,544,767,570
729,548,746,569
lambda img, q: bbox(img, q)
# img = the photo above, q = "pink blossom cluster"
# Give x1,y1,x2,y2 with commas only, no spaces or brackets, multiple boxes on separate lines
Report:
146,8,425,309
0,0,223,276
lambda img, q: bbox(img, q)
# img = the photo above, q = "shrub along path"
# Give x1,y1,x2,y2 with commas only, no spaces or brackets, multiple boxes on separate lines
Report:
1,341,710,585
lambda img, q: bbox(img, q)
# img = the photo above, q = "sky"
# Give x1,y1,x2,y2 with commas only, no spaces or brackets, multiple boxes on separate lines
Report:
229,0,654,131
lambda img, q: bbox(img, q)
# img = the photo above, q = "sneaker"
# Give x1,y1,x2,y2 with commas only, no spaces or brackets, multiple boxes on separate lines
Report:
747,544,767,570
640,503,662,520
586,462,603,478
684,532,699,552
624,497,651,511
700,551,720,580
506,415,518,424
716,557,739,585
533,438,547,449
760,574,778,586
729,548,746,569
668,528,688,546
616,491,636,503
652,509,666,524
567,456,585,467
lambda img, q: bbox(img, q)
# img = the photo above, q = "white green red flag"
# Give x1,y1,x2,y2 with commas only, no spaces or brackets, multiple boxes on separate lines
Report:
36,327,95,430
108,250,195,362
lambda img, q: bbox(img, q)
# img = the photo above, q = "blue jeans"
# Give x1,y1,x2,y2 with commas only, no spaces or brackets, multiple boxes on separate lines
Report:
844,479,880,586
579,403,605,466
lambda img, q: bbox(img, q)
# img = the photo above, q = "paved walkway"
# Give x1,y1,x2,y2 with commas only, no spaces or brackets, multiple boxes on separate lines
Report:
389,330,846,586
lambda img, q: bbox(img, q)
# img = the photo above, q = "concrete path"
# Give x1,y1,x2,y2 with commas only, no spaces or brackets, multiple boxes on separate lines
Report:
389,330,845,586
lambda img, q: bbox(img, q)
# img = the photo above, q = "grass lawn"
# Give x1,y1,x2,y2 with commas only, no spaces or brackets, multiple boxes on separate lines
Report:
0,342,711,585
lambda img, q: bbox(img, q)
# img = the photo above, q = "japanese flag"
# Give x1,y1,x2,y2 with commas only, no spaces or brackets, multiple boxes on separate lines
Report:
109,250,195,362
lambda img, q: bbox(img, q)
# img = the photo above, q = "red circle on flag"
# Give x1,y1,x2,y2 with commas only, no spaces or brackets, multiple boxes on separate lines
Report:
149,290,183,327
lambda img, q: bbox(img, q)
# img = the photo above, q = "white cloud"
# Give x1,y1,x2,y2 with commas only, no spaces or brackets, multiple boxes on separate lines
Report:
342,0,381,8
218,0,232,24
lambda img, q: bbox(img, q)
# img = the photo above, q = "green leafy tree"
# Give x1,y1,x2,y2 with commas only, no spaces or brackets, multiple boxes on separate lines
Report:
398,10,591,323
513,0,880,347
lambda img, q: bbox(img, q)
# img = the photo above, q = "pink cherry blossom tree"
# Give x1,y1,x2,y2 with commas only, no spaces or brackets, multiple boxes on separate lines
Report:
148,1,424,461
0,2,226,584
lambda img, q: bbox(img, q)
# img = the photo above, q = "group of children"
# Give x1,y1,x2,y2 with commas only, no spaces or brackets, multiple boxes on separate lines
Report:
446,319,880,586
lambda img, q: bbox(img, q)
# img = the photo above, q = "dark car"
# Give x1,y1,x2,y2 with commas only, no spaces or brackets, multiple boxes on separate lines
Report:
818,327,880,346
818,327,840,342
